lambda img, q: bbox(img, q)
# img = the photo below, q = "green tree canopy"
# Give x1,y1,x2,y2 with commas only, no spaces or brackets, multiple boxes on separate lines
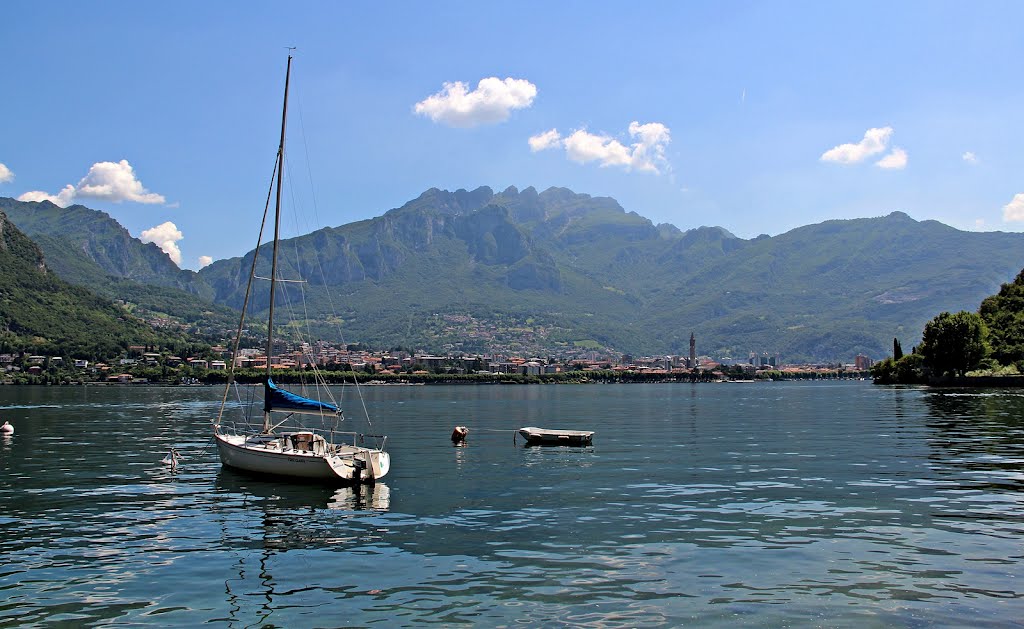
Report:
919,311,989,378
978,268,1024,369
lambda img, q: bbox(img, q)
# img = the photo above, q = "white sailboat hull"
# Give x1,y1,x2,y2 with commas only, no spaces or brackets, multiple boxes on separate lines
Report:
214,432,389,483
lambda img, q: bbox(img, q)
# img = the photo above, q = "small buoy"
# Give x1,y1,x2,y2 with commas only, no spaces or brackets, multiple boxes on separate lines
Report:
451,426,469,443
0,421,13,435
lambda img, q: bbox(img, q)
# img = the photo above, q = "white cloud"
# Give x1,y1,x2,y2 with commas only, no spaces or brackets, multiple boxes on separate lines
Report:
627,121,672,173
414,77,537,127
18,185,77,207
198,255,213,268
528,129,562,152
15,159,166,208
0,163,13,183
821,127,893,164
563,129,632,168
1003,193,1024,222
140,221,183,265
546,121,671,174
962,151,978,164
876,147,908,170
75,160,165,204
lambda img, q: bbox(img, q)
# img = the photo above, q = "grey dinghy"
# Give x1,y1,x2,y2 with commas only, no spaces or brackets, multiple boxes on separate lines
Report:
517,426,595,446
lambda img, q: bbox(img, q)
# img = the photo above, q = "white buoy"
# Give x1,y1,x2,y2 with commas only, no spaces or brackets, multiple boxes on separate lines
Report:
0,421,13,435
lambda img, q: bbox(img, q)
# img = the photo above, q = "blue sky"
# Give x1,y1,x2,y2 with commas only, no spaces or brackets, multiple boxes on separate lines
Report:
3,1,1023,270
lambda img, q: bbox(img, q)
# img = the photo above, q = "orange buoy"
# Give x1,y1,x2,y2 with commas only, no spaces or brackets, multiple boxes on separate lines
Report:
451,426,469,443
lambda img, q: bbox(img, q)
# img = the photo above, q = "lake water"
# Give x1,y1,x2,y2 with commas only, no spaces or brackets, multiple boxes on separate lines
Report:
0,381,1022,627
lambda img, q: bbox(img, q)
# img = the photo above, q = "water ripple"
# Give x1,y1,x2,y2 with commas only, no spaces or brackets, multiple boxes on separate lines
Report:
1,382,1023,626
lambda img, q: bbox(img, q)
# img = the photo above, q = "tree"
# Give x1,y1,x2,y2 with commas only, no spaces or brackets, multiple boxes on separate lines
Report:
893,337,903,360
919,311,989,378
894,353,924,383
978,268,1024,369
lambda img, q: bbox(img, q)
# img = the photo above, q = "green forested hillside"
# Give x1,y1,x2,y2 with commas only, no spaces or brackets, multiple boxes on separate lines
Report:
0,198,239,340
979,268,1024,367
0,212,186,358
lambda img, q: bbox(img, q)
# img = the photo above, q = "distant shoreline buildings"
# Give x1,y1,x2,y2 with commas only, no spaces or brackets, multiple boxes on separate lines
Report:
0,330,874,382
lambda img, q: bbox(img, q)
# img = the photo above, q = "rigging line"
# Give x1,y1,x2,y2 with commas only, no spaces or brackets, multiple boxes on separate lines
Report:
288,74,336,397
284,125,372,428
295,82,326,238
460,427,520,433
281,160,319,385
278,153,340,411
288,91,376,434
292,166,375,430
216,153,280,426
271,67,378,443
277,166,315,402
275,267,335,410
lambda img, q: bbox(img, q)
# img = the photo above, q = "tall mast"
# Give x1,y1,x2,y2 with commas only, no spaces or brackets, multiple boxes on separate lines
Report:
264,53,291,431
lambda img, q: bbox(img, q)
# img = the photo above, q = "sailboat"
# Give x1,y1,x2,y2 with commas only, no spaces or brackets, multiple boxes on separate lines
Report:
212,54,390,483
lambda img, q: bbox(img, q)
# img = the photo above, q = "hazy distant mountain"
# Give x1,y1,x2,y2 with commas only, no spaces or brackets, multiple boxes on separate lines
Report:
5,190,1022,362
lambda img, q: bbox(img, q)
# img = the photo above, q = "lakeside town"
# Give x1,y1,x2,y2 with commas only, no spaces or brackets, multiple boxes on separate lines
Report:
0,333,874,385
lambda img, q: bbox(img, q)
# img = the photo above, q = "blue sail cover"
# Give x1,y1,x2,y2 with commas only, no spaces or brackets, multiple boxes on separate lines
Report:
264,378,341,415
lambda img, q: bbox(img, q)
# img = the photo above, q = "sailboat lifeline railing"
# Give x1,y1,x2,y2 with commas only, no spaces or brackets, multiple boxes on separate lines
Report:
217,415,382,450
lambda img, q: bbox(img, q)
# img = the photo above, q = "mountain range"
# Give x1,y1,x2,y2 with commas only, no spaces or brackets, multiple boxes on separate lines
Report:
0,210,184,358
3,187,1023,362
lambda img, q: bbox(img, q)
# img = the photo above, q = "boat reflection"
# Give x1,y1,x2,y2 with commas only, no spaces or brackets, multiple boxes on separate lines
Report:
214,467,390,512
214,467,392,627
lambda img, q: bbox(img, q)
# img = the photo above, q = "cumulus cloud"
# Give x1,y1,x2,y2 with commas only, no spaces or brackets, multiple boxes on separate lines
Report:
198,255,213,268
962,151,978,164
627,122,672,173
528,129,562,152
18,185,77,207
414,77,537,127
821,127,893,164
75,160,165,203
1003,193,1024,222
533,121,671,174
564,129,633,168
0,163,13,183
16,159,166,208
876,147,908,170
140,221,184,265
